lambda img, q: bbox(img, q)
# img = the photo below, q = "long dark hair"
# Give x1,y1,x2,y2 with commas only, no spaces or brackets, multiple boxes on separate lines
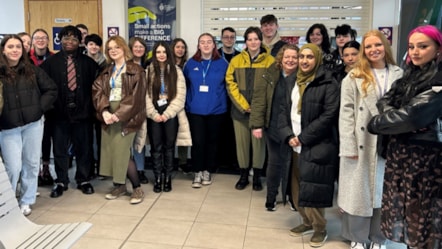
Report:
306,23,331,54
170,38,188,68
149,41,178,103
0,34,35,82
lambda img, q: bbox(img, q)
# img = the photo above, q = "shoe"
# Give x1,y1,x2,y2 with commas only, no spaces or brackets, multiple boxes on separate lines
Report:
129,187,144,204
50,183,68,198
265,201,277,211
138,171,149,184
20,204,32,216
287,196,297,211
153,175,163,193
36,192,40,197
369,242,386,249
235,168,249,190
310,230,328,248
351,242,367,249
178,164,191,174
201,170,212,185
192,171,202,188
252,168,262,191
105,184,127,200
77,182,94,195
289,224,314,237
163,175,172,192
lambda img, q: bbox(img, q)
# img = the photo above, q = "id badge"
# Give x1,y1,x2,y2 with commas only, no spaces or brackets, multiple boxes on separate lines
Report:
157,98,167,107
199,85,209,92
109,94,116,101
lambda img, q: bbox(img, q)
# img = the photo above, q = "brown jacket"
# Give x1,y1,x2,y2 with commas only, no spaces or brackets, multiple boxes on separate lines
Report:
92,61,147,135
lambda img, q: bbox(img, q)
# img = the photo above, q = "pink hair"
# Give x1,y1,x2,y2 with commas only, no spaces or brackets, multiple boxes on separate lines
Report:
406,25,442,64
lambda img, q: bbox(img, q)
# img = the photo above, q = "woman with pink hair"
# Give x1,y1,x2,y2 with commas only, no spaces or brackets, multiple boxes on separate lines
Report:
368,25,442,249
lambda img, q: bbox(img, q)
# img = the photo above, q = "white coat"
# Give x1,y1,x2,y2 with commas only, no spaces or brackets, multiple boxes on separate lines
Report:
337,64,403,216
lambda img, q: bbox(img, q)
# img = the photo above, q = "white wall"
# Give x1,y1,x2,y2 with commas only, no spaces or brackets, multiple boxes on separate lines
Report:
0,0,25,34
372,0,402,59
0,0,400,56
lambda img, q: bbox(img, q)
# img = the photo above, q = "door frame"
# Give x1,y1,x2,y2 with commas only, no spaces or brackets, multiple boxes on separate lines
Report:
24,0,103,37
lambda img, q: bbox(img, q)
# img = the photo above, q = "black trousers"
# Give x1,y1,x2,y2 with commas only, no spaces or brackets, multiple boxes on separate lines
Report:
188,113,224,173
41,110,56,162
53,120,92,185
147,117,178,176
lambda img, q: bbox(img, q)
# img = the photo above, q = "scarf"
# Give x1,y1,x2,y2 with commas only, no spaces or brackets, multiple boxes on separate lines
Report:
296,43,322,113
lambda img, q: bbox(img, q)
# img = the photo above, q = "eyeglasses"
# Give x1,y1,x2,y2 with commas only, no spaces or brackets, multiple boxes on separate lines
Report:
62,36,79,43
222,36,235,40
33,36,48,41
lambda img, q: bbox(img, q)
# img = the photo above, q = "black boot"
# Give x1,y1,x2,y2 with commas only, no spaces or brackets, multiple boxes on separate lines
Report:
253,168,263,191
235,168,249,190
152,152,163,193
153,174,163,193
163,175,172,192
163,149,174,192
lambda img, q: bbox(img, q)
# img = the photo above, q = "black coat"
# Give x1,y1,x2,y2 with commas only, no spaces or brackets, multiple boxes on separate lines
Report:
41,50,99,122
278,66,340,208
0,65,57,130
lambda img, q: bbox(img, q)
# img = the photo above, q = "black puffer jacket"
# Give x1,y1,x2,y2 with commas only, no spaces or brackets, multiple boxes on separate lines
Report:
278,65,340,208
0,65,57,130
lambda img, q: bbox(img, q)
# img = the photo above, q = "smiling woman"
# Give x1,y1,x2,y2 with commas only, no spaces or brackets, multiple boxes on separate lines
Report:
0,34,57,216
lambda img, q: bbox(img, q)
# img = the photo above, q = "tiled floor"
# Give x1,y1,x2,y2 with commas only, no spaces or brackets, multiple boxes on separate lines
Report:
29,169,408,249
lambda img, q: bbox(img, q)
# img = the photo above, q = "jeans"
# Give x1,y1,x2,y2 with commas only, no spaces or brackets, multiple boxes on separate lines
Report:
0,118,44,205
133,146,145,171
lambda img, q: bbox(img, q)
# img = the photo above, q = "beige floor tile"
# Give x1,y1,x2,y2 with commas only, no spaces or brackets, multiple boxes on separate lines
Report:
30,209,92,224
97,195,156,218
121,241,182,249
145,197,202,221
247,204,299,229
128,217,193,245
185,222,246,249
243,226,303,249
197,190,252,225
71,237,123,249
86,214,141,240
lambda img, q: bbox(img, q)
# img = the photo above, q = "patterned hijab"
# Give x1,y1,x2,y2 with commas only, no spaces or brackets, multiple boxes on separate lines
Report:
296,43,322,113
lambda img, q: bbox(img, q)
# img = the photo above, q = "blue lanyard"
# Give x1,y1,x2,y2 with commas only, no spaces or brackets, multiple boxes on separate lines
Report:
111,63,125,89
201,59,211,85
160,69,165,94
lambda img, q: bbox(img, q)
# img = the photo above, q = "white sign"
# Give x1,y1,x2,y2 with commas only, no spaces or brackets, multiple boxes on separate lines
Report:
54,18,72,23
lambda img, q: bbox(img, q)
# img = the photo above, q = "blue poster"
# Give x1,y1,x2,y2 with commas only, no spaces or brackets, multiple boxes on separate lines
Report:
128,0,176,60
52,27,63,51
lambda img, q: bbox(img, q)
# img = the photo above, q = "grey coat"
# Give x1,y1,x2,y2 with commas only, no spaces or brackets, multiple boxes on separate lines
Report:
337,64,403,216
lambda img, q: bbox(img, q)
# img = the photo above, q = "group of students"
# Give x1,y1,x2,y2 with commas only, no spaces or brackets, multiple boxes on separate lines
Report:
0,14,440,249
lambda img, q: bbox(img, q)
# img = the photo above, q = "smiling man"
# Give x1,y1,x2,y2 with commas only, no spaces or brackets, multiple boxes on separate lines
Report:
40,25,99,198
260,14,287,57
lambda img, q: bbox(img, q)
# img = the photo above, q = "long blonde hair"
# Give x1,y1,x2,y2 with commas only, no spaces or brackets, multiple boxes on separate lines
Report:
351,30,396,95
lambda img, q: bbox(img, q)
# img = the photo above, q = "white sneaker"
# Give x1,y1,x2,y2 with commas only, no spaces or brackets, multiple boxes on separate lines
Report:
201,170,212,185
20,204,32,216
351,241,366,249
192,171,202,188
369,242,386,249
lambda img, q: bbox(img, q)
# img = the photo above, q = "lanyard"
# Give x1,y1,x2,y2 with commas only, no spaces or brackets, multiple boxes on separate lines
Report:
111,63,125,89
160,69,165,94
372,67,389,99
201,59,211,85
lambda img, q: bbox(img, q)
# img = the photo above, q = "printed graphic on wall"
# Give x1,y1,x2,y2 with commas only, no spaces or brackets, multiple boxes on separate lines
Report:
128,0,176,60
52,27,63,51
379,27,393,45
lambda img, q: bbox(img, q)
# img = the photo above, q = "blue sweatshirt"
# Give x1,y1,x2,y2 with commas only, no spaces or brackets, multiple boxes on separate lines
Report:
183,58,229,115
